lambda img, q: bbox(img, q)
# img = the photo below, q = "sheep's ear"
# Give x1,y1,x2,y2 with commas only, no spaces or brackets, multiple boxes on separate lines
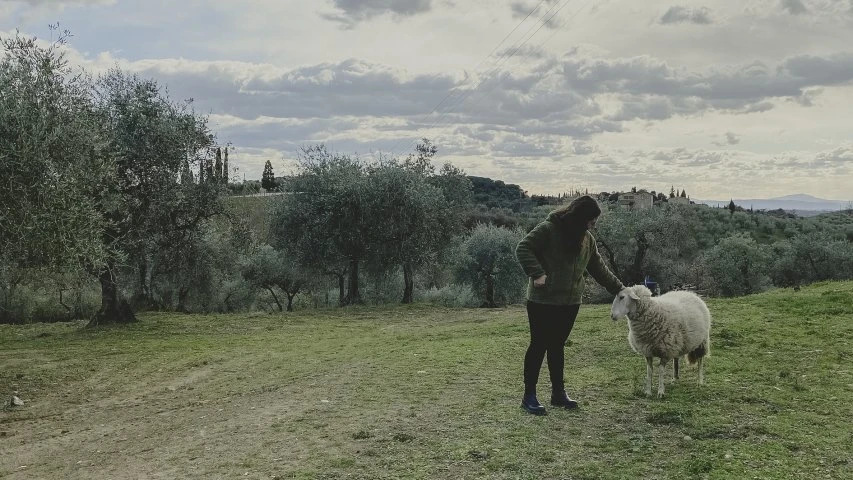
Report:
627,289,640,301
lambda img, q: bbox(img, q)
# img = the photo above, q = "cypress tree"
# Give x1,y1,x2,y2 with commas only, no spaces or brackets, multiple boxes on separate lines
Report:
214,148,223,181
223,147,229,184
180,159,195,184
262,160,276,191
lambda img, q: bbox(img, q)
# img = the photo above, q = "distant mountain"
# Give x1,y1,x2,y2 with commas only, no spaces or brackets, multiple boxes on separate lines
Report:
695,194,852,215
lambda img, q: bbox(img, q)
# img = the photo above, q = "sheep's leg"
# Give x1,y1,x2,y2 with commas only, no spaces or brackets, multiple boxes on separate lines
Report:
644,357,654,397
673,357,679,381
697,356,704,386
657,358,668,398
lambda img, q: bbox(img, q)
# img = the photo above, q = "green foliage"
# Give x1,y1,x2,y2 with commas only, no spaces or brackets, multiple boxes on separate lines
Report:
150,217,248,313
594,205,693,287
1,32,228,324
364,160,449,271
89,69,225,324
697,234,773,296
227,180,262,196
368,146,472,302
272,143,472,305
241,245,306,312
3,35,849,320
769,233,853,287
468,176,532,212
0,263,99,323
261,160,277,191
417,283,479,307
95,69,223,252
271,146,366,304
0,32,107,269
454,224,526,307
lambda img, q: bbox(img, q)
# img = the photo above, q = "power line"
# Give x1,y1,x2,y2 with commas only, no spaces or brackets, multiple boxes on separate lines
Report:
393,0,571,157
442,0,594,134
384,0,558,156
396,0,597,159
410,0,574,153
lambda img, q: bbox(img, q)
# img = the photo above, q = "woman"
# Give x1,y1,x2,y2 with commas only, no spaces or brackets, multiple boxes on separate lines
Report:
515,195,623,415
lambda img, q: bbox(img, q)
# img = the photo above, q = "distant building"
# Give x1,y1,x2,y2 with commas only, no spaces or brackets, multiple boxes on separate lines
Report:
618,191,654,210
668,196,690,206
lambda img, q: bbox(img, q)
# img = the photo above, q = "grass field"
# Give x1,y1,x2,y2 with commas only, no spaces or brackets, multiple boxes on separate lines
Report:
1,282,851,479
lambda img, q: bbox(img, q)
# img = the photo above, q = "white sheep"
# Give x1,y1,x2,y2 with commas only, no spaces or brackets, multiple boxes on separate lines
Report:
610,285,711,398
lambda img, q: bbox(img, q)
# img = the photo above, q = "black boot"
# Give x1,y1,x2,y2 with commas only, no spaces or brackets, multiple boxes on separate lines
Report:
550,389,579,409
521,393,547,415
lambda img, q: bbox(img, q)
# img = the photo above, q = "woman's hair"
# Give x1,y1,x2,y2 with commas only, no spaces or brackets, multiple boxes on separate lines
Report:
551,195,601,251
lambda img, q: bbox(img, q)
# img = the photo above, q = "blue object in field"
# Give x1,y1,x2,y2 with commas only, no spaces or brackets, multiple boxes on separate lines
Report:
644,275,658,296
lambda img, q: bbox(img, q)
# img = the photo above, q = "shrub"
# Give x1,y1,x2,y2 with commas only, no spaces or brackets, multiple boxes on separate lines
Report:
417,284,479,308
698,234,772,296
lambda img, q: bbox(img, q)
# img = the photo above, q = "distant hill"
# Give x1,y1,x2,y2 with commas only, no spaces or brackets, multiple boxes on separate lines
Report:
695,194,852,216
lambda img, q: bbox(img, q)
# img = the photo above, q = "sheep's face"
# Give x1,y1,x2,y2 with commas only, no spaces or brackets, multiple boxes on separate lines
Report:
610,288,638,321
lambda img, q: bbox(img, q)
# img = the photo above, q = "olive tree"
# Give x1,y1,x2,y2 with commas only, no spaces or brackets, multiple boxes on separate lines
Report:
594,205,691,288
455,224,526,307
88,70,225,324
272,142,472,306
0,33,107,273
241,245,307,312
365,143,472,303
272,146,366,305
697,233,772,296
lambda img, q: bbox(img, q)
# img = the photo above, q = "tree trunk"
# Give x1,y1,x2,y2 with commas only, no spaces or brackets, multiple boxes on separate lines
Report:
266,287,283,312
139,259,151,302
134,258,155,310
628,234,649,285
401,262,414,304
89,263,136,326
337,274,345,306
480,273,497,308
286,293,296,312
344,259,363,305
58,289,72,313
596,238,623,281
0,274,23,324
177,286,190,313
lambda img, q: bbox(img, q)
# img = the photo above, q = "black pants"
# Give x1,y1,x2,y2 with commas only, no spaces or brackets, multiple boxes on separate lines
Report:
523,301,580,393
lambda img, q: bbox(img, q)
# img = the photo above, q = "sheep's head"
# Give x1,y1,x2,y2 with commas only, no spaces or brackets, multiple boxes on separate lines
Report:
610,285,652,321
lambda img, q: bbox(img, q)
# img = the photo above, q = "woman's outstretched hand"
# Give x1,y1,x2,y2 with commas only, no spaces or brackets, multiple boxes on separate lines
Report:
533,274,547,288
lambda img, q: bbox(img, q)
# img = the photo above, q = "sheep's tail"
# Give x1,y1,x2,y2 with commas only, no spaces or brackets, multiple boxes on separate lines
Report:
687,331,711,364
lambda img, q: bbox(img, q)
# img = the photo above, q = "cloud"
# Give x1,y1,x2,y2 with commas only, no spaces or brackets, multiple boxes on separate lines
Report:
712,132,741,146
643,147,730,167
0,0,116,24
780,0,808,15
559,52,853,120
128,57,461,120
510,0,565,30
0,0,114,4
725,132,740,145
19,26,850,198
659,6,713,25
321,0,433,27
811,145,853,170
47,35,853,139
72,47,853,172
793,87,823,106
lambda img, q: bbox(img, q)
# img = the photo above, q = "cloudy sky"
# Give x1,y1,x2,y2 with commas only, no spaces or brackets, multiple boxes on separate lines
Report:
3,0,853,200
